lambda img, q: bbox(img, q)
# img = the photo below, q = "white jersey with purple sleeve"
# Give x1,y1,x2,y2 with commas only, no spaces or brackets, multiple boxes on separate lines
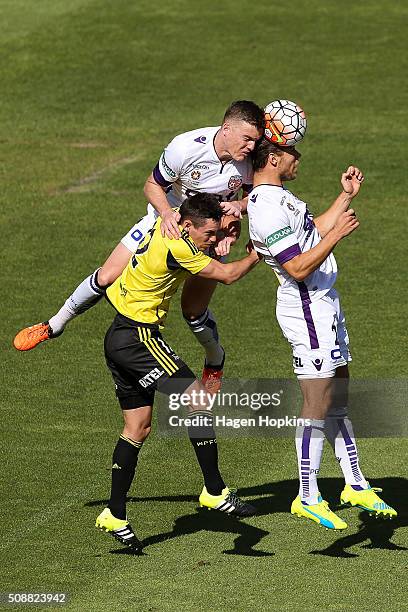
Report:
247,184,337,304
121,126,253,252
150,126,253,210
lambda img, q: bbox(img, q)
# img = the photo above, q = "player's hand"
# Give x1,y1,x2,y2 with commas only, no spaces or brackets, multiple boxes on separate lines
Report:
220,201,242,218
341,166,364,198
214,215,241,256
333,209,360,239
214,235,235,257
246,240,263,261
161,209,181,239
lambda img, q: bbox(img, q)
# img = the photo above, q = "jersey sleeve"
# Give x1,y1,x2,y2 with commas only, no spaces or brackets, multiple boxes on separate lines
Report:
167,234,212,275
251,197,301,264
152,135,186,188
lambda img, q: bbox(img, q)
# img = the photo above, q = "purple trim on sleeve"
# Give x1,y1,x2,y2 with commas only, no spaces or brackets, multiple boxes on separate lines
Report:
297,281,320,350
153,164,172,187
275,243,301,265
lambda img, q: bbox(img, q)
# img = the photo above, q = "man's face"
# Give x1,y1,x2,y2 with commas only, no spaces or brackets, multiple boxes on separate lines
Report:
183,218,220,250
276,146,301,181
223,120,263,161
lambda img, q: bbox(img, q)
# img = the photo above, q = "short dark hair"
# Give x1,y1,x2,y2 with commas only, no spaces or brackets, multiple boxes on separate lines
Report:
251,137,284,171
179,193,223,227
223,100,265,131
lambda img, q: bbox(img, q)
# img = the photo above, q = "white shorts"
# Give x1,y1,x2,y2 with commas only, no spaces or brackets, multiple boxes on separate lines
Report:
120,211,156,252
276,287,351,379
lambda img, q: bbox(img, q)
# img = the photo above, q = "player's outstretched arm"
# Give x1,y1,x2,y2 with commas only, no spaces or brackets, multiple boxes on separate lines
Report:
144,173,181,239
314,166,364,237
220,195,249,218
198,243,261,285
283,209,359,281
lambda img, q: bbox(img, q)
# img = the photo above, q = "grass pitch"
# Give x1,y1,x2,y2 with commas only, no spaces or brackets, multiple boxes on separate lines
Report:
1,1,407,610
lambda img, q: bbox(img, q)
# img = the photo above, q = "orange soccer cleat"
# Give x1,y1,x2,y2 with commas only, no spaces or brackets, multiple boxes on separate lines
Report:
13,321,53,351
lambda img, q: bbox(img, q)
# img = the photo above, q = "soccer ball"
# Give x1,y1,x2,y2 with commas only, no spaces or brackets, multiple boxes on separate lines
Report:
264,99,307,147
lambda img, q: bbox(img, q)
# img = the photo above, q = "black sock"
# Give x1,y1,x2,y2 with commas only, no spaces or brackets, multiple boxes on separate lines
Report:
108,435,143,520
188,412,225,495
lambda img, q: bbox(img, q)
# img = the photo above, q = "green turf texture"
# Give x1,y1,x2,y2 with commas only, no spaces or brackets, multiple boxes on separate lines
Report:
1,1,407,610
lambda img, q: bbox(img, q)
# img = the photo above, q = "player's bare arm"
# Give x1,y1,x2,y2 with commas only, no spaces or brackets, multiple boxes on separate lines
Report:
282,209,359,281
220,196,249,218
144,173,181,239
314,166,364,237
198,245,261,285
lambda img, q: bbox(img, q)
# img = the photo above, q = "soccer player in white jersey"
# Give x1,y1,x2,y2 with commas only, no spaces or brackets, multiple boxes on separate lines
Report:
248,137,397,530
13,101,264,389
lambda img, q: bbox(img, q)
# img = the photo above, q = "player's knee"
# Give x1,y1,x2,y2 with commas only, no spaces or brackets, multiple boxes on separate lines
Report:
123,424,151,442
97,266,118,288
182,307,203,321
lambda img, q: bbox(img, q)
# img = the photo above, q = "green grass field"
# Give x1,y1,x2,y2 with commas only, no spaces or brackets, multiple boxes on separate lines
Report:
1,1,407,610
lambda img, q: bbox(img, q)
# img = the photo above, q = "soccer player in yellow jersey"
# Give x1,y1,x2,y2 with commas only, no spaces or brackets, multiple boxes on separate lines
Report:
95,193,262,551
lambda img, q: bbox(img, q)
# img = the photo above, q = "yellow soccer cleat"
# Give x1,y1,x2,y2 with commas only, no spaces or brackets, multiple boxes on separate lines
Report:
199,486,256,517
291,495,348,530
95,508,143,551
340,484,397,518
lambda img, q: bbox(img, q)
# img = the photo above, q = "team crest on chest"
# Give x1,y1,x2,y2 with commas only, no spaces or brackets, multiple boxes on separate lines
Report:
228,175,243,190
191,170,201,180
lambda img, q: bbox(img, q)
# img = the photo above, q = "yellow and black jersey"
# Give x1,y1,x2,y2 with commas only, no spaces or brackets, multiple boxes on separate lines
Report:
107,218,212,326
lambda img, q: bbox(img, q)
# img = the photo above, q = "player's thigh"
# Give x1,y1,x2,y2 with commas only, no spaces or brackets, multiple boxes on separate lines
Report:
276,292,350,379
99,214,155,286
181,274,218,319
98,242,132,286
120,213,155,252
104,315,197,408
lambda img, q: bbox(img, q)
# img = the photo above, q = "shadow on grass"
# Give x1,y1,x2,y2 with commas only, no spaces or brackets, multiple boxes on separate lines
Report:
86,477,406,558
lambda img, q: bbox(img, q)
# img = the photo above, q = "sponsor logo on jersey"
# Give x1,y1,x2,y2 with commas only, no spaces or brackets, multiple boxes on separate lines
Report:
139,367,165,388
266,225,293,246
312,358,323,371
193,163,209,170
191,170,201,180
161,154,177,178
194,135,207,143
250,193,258,203
228,175,243,191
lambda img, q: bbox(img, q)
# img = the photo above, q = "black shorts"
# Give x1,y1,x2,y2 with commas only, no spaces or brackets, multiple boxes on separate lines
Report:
104,313,196,409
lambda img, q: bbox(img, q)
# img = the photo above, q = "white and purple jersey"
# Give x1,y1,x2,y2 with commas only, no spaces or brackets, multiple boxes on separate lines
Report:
150,126,253,212
247,184,337,304
121,126,253,253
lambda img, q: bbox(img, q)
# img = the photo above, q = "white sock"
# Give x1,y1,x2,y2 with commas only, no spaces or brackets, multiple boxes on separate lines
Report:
184,309,224,367
295,420,325,505
48,269,104,335
325,407,368,489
